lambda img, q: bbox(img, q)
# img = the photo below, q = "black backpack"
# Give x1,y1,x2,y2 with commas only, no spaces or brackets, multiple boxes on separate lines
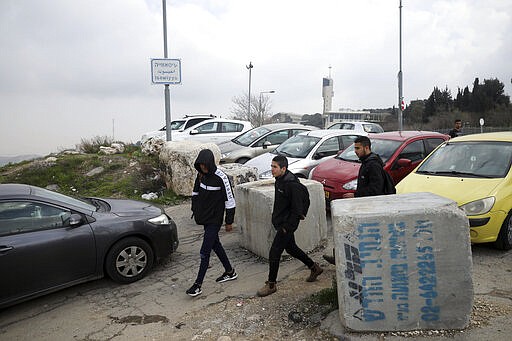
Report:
292,181,310,220
383,170,396,195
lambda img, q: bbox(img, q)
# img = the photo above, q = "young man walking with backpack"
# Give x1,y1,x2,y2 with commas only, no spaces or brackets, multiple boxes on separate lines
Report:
257,155,323,297
187,149,238,297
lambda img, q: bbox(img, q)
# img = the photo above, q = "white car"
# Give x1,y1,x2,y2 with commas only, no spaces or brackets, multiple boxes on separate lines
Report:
171,118,253,144
327,121,384,133
245,129,366,179
141,114,216,143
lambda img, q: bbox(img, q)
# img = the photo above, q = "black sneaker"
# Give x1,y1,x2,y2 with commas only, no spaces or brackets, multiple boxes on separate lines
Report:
215,269,238,283
186,283,202,297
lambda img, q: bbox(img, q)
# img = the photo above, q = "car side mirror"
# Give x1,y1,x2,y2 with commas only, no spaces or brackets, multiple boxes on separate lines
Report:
68,213,84,227
189,129,199,135
313,152,324,160
396,158,412,168
262,141,272,149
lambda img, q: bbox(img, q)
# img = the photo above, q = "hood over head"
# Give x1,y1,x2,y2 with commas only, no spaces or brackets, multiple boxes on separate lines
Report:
194,149,217,174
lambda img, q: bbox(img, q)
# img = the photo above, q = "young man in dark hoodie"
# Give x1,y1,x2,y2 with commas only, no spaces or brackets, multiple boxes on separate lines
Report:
323,135,387,264
187,149,237,297
257,155,323,297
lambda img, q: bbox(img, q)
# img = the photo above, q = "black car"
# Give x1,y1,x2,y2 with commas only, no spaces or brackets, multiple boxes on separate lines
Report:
0,184,179,309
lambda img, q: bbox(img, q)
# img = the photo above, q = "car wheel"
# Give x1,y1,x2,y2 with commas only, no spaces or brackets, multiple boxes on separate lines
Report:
494,212,512,251
105,237,154,283
236,157,249,164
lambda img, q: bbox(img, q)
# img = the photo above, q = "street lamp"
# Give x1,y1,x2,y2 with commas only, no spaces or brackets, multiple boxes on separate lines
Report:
259,90,275,126
246,62,253,119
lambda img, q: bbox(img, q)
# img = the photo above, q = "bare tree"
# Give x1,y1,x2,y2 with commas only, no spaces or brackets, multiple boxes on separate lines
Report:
231,93,273,127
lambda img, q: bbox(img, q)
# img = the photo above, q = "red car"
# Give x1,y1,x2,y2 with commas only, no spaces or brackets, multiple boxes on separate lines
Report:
309,131,449,201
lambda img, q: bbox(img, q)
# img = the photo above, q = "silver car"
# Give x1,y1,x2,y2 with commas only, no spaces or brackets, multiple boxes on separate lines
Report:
245,129,366,179
219,123,318,164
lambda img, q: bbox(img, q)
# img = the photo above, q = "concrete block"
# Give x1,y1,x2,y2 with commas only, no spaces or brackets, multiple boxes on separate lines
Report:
235,179,328,259
330,192,473,332
218,163,258,187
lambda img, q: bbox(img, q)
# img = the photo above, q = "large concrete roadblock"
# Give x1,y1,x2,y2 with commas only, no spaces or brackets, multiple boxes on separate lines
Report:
235,179,328,259
331,192,473,332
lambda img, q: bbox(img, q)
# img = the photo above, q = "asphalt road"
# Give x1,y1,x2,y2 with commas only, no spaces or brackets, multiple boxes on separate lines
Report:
0,202,511,340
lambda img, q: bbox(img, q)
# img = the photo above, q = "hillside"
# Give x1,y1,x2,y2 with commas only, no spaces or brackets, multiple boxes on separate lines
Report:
0,146,183,205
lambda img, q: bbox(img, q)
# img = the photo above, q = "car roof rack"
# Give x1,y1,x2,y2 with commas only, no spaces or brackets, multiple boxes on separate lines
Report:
183,114,216,118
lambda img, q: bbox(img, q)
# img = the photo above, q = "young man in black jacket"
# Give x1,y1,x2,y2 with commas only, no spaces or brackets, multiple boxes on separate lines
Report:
324,135,387,264
257,155,323,297
187,149,237,297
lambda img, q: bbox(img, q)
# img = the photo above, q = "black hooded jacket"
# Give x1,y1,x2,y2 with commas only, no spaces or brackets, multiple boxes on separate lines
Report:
355,152,386,197
191,149,235,226
272,170,304,232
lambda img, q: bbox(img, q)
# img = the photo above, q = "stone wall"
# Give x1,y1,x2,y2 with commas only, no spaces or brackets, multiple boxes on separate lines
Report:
330,192,473,332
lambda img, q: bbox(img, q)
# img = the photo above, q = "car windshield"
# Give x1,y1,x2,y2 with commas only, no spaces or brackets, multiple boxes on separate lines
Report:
362,123,384,133
272,134,320,158
170,120,186,130
32,187,96,211
417,141,512,178
336,138,402,163
232,126,272,146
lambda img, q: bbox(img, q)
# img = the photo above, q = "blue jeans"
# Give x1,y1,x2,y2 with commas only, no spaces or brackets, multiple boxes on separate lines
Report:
195,224,233,285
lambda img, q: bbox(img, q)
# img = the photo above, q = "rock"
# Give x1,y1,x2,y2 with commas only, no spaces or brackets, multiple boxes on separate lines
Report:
141,192,158,200
45,184,60,192
86,166,104,177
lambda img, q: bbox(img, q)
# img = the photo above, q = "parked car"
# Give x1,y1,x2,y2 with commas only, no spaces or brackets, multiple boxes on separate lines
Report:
396,132,512,250
310,131,449,201
327,121,384,133
140,114,216,143
246,129,364,180
219,123,319,164
171,118,253,144
0,184,179,309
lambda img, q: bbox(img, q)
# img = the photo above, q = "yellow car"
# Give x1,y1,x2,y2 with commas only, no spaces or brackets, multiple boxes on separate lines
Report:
396,132,512,250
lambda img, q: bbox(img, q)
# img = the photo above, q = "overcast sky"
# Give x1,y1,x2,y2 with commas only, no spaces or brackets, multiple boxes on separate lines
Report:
1,0,510,156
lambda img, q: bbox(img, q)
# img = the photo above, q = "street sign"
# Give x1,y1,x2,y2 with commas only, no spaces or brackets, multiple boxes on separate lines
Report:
151,58,181,84
479,118,485,126
400,99,405,111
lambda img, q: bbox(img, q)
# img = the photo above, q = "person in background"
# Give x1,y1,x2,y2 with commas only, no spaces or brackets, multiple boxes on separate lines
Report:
186,149,237,297
323,135,387,264
448,119,463,138
257,155,323,297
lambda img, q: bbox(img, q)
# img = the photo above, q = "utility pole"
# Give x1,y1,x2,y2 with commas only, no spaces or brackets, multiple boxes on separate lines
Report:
398,0,404,131
162,0,172,141
246,62,253,120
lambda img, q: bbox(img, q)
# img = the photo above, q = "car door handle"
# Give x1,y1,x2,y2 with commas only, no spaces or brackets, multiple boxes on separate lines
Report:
0,246,14,253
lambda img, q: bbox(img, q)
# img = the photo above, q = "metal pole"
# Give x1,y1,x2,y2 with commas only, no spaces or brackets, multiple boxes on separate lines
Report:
163,0,172,141
398,0,403,131
246,62,253,121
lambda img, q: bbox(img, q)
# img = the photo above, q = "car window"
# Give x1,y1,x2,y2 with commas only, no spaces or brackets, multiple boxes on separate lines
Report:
337,139,402,163
170,120,186,130
398,140,425,162
234,126,271,146
316,137,341,157
363,123,384,133
256,130,290,146
195,122,218,134
339,135,359,150
274,135,320,158
291,129,308,136
425,138,445,154
221,122,243,133
0,201,72,236
186,118,209,129
418,141,512,178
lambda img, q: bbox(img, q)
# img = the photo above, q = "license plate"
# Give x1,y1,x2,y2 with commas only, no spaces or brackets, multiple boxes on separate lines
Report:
324,191,330,199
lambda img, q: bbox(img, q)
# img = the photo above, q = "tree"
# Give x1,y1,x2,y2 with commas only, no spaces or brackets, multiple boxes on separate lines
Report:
301,113,324,128
230,93,273,127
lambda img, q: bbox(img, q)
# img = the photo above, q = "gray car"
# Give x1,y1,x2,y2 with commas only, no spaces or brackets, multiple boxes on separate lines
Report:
219,123,318,164
245,129,366,179
0,183,179,309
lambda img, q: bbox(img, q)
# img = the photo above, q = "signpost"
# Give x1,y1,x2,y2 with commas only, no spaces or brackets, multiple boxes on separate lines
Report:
151,59,181,84
479,118,484,133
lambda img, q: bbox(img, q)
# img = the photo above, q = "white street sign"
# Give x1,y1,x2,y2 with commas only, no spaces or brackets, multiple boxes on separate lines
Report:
151,58,181,84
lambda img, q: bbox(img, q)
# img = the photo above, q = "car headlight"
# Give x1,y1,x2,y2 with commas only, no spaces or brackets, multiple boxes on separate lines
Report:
342,179,358,191
460,197,495,216
148,214,170,225
259,170,273,179
221,152,231,158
